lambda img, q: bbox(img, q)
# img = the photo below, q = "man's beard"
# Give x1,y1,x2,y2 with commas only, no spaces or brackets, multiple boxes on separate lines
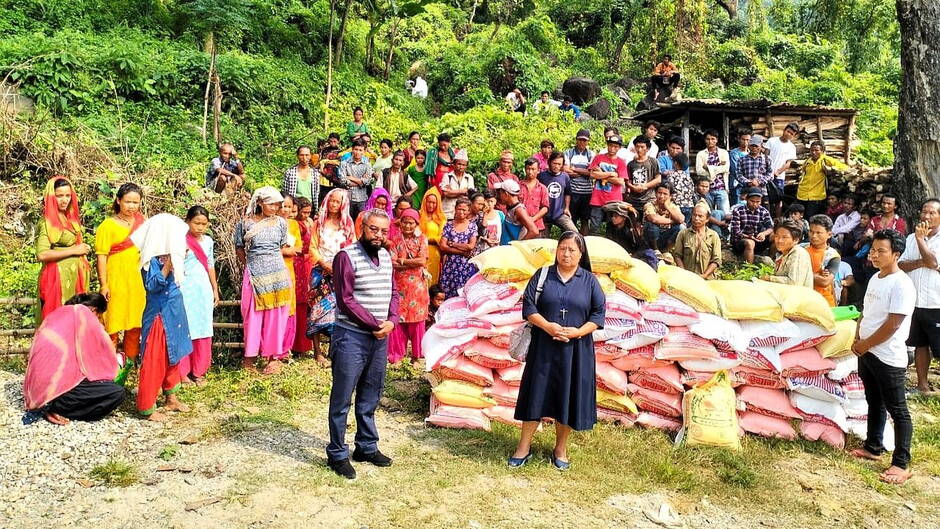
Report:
360,235,382,257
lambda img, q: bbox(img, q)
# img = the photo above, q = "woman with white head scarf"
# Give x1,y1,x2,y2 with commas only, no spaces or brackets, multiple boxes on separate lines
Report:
234,186,292,374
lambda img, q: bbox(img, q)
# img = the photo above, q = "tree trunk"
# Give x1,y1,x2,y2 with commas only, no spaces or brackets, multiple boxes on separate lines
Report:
383,17,400,81
466,0,480,35
334,3,351,66
715,0,736,18
894,0,940,218
325,0,336,133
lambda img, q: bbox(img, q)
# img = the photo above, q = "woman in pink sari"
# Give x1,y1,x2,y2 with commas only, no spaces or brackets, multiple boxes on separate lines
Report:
23,293,125,424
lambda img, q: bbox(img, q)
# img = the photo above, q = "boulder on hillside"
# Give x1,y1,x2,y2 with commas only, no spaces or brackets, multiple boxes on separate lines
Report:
1,82,34,115
585,98,611,120
562,77,601,105
608,86,632,107
611,76,643,91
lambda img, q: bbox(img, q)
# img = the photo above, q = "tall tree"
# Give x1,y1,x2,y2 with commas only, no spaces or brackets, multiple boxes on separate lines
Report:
894,0,940,215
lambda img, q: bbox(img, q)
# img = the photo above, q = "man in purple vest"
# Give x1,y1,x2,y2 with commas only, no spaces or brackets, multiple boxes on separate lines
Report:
327,208,399,480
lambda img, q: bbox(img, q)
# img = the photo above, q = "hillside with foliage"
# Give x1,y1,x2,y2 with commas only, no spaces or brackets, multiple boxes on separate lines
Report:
0,0,901,300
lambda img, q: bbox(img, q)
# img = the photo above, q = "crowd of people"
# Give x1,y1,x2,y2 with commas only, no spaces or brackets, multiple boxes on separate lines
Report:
21,104,940,482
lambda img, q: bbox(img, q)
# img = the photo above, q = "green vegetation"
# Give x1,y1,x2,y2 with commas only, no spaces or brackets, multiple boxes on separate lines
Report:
0,0,901,300
89,459,139,487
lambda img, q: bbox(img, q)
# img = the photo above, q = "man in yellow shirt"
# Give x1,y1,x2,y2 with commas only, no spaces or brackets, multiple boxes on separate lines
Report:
796,140,848,218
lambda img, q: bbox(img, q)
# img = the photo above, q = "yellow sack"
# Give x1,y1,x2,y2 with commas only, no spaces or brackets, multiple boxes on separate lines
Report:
817,319,857,358
585,236,632,274
708,280,784,322
510,238,558,268
657,264,721,315
681,370,741,449
611,259,661,301
597,388,639,415
469,245,535,283
431,379,498,409
595,273,616,295
756,280,836,331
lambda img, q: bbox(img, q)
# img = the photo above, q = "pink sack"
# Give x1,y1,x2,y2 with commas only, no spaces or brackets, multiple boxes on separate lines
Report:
426,396,492,431
738,347,783,373
780,347,836,378
462,338,520,370
483,405,522,427
654,326,719,362
606,290,643,320
682,369,739,388
636,411,682,432
478,306,524,327
627,383,682,417
596,362,630,395
496,364,525,386
483,334,511,349
483,377,520,406
736,385,801,420
463,274,523,316
740,319,800,348
435,318,496,338
629,364,684,394
437,355,495,387
732,366,785,389
738,411,797,440
593,318,641,342
595,341,627,361
679,348,741,372
800,420,845,449
597,407,637,427
643,293,700,326
613,355,671,372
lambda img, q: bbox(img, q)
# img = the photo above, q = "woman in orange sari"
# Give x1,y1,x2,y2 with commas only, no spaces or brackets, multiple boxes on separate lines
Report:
94,183,147,361
278,194,303,365
420,187,446,285
36,177,91,321
292,196,316,355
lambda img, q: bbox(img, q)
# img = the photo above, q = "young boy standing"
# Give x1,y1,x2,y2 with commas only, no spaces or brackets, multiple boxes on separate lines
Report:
851,229,916,485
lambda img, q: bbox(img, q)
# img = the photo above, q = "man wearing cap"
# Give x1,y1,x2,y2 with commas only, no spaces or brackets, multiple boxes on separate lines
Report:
494,180,541,243
730,187,774,263
588,135,629,230
766,122,800,216
736,135,774,195
487,150,519,199
558,95,582,119
439,149,474,220
564,129,596,234
537,152,579,236
623,135,662,212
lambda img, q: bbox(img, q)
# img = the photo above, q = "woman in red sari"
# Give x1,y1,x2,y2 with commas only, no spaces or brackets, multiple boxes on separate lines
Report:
36,177,92,321
292,196,316,355
387,208,430,363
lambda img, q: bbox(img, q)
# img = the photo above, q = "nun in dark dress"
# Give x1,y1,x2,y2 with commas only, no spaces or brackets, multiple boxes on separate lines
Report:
509,231,606,470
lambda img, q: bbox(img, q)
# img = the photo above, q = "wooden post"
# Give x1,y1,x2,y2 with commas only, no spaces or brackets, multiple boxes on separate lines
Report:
765,112,775,138
845,114,856,163
682,110,690,154
722,112,730,150
815,115,824,142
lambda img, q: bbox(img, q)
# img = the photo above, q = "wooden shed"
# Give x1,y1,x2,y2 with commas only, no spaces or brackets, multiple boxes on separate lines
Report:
630,98,859,163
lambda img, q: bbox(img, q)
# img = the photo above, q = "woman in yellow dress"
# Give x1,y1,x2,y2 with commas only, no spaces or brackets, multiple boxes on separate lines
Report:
276,194,302,370
94,183,147,361
420,187,446,285
36,177,92,321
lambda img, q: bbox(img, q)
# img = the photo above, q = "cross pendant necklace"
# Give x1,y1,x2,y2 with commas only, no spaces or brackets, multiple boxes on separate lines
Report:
560,308,568,320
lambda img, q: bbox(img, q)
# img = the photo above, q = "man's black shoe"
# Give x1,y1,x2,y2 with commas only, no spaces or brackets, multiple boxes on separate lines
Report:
352,448,393,467
328,458,357,479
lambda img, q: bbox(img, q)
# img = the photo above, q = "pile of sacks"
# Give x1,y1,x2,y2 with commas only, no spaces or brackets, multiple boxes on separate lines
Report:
422,239,873,450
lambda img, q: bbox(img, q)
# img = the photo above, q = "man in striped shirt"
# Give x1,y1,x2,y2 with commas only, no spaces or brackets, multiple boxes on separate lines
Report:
338,140,375,219
326,209,399,480
563,129,595,234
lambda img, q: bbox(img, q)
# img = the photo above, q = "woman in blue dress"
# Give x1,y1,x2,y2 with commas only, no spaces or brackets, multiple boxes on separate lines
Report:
509,231,605,470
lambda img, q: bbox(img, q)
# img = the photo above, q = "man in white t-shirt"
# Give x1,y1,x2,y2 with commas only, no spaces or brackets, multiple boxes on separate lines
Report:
765,122,799,217
850,229,916,485
899,198,940,394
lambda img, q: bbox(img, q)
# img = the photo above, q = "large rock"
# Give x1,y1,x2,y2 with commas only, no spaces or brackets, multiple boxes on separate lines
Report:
585,98,611,120
1,82,34,115
562,77,601,105
611,76,643,91
609,86,632,107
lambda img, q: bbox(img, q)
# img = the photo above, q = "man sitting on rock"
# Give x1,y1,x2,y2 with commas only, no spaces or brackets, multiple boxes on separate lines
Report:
650,54,681,102
205,142,245,192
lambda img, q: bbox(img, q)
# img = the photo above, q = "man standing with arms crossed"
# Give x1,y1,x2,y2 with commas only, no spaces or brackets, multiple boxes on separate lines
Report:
900,198,940,395
326,209,399,480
